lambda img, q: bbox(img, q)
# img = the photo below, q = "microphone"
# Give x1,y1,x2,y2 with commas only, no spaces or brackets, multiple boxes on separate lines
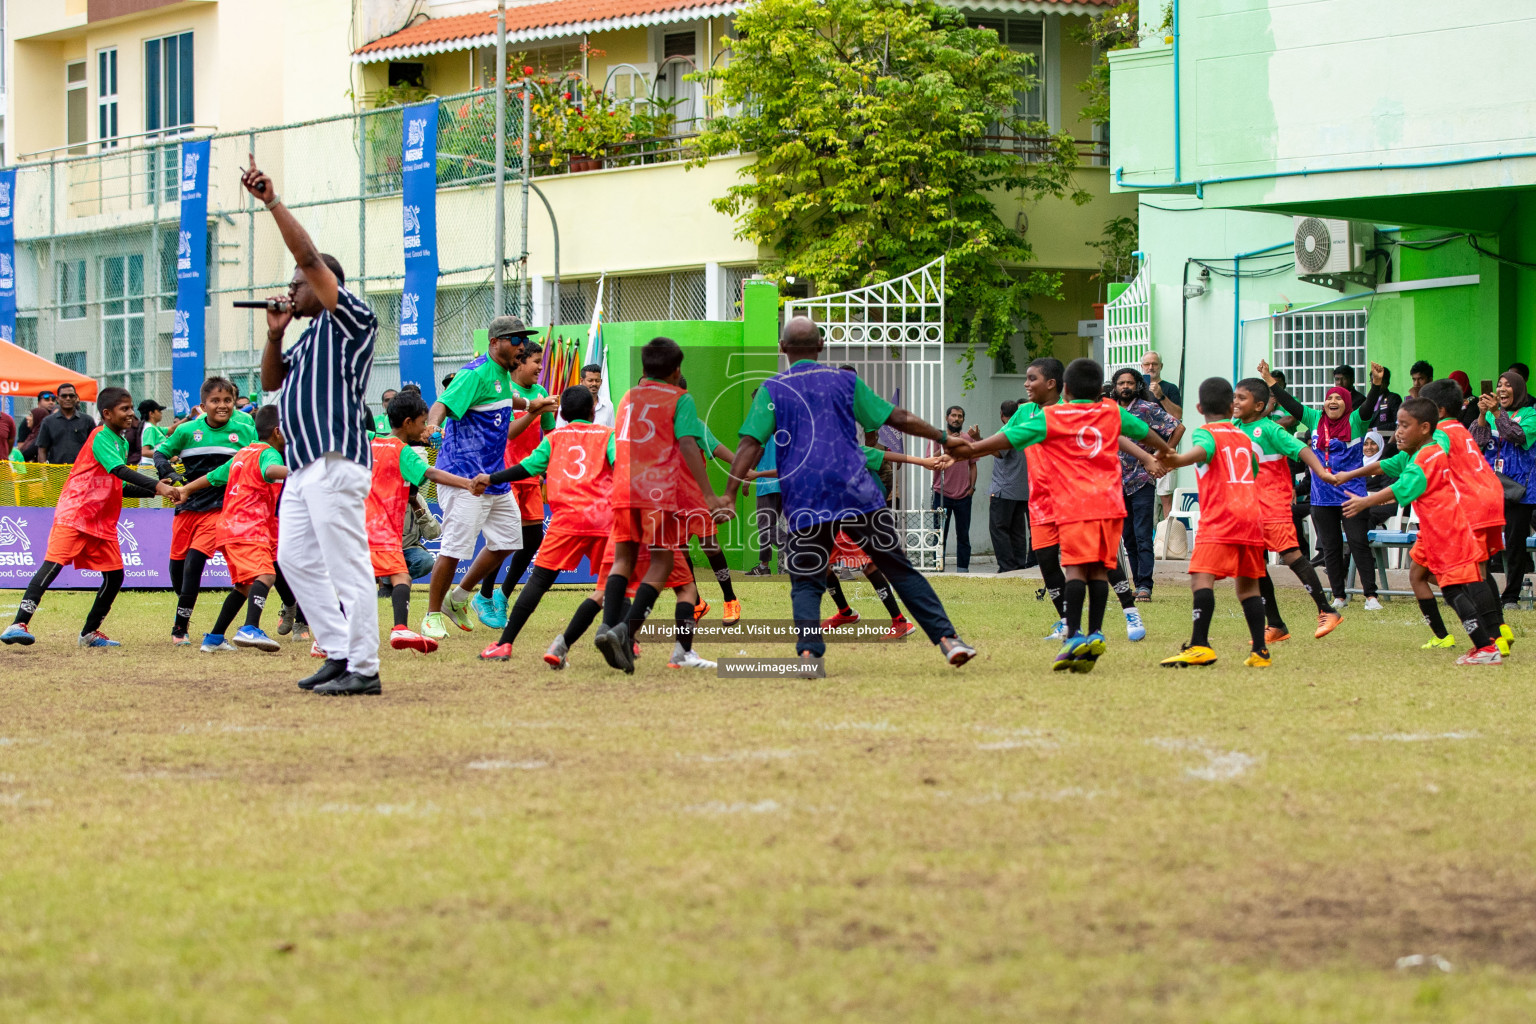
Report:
232,299,292,312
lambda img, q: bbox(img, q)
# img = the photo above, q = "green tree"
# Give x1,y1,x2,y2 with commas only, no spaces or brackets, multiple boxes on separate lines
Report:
692,0,1089,385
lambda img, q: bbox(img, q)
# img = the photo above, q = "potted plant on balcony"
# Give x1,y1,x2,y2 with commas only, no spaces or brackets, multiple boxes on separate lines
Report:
533,80,634,173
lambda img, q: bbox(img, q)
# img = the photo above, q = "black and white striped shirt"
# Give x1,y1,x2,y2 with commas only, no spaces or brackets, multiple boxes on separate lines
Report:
277,286,379,470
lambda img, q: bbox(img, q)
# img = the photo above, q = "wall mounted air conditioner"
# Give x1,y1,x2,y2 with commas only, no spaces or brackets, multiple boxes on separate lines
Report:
1293,217,1373,277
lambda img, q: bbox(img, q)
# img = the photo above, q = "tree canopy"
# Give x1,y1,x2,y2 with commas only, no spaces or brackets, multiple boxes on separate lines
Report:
694,0,1090,381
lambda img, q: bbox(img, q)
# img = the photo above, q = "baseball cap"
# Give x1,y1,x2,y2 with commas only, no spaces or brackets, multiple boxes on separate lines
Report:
138,398,166,415
488,315,537,340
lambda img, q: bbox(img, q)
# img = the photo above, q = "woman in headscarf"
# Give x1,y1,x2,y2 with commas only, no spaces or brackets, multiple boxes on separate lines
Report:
1449,371,1480,427
1270,379,1380,610
1471,369,1536,606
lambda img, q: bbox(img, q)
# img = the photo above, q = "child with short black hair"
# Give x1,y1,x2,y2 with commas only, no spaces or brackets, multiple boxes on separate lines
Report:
3,387,180,648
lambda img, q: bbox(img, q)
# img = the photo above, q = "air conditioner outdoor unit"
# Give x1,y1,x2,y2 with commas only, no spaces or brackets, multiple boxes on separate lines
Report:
1293,217,1372,277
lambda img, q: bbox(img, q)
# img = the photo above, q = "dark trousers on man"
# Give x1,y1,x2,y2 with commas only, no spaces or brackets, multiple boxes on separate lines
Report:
785,508,956,658
1121,482,1156,592
931,491,973,571
988,495,1029,572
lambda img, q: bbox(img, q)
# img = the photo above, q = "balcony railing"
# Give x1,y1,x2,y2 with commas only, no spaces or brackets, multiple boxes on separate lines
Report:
17,125,220,220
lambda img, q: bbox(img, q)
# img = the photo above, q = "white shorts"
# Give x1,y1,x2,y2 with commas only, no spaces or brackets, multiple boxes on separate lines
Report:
437,487,524,561
1157,471,1176,497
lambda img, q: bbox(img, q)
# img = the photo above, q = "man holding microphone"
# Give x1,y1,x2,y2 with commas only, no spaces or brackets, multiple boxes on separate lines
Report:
242,156,384,696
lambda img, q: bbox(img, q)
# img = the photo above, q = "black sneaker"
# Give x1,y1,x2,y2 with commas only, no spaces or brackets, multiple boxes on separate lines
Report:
314,672,382,696
746,563,772,576
594,622,635,674
297,658,348,691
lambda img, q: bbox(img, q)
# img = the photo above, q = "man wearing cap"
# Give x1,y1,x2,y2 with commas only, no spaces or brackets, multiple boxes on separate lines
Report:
246,155,382,696
418,314,543,640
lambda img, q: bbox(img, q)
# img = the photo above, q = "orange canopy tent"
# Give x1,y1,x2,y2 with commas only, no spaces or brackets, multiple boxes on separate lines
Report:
0,339,96,402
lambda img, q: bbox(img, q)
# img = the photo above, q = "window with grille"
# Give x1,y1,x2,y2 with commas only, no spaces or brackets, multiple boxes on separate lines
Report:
101,254,147,398
966,16,1044,128
607,271,707,322
1271,309,1368,408
145,32,194,201
97,48,118,149
722,265,758,319
663,31,696,57
58,260,86,320
55,351,88,375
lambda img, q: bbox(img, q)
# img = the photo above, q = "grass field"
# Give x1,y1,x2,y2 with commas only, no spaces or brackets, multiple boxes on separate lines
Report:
3,575,1536,1022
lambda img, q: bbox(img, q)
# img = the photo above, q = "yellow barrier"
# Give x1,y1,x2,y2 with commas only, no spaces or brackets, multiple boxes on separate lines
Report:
0,461,170,509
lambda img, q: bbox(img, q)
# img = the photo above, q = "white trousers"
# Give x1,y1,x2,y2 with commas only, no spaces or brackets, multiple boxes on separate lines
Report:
278,453,379,676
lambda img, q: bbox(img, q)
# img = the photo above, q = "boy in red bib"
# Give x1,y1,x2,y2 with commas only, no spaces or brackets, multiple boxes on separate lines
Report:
1341,398,1502,665
368,391,479,654
594,337,733,672
946,358,1172,672
174,406,290,653
1156,378,1273,668
2,387,180,648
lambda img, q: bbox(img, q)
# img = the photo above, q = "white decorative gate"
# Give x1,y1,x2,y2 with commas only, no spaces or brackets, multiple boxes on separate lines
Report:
785,257,948,570
1103,264,1151,374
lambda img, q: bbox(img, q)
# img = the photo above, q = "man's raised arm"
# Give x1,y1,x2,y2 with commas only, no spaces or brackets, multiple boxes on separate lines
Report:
241,154,338,311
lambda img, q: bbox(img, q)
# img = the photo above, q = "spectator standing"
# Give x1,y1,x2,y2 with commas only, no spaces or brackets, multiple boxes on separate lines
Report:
1140,350,1183,520
374,389,398,433
16,391,57,461
1333,364,1368,411
987,399,1030,572
1112,367,1183,600
555,364,615,428
930,404,975,572
1360,362,1403,457
1408,360,1434,399
137,399,167,459
0,404,15,459
35,383,96,465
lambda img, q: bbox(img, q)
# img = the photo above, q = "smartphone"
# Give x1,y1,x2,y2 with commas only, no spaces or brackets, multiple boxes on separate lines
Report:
1482,379,1495,396
1142,373,1152,386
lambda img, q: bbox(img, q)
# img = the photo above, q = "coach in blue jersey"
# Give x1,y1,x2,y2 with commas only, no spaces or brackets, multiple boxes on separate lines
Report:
245,156,383,697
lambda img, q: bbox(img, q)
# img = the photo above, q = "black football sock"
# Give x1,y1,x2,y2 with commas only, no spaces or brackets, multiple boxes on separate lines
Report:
500,525,545,598
1418,597,1449,638
625,583,662,639
1107,564,1135,610
274,571,296,608
500,566,557,646
675,601,695,652
1191,587,1216,648
1286,553,1332,613
1037,545,1066,617
706,549,736,601
564,598,603,646
210,590,244,637
864,567,903,619
1445,584,1493,649
15,561,62,626
1469,579,1502,641
1258,573,1287,631
479,555,506,600
168,557,184,599
293,602,308,627
825,571,853,615
391,583,412,629
174,549,209,637
81,569,124,636
244,580,272,629
1484,574,1507,629
1240,595,1268,653
1063,578,1086,638
601,572,630,628
1087,578,1109,634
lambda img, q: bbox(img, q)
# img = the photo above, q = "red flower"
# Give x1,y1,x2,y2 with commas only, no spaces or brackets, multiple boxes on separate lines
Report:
522,65,535,76
563,92,572,100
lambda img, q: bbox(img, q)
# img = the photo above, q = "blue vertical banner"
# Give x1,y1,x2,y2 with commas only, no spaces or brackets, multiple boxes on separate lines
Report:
0,168,17,351
399,100,439,405
171,138,210,417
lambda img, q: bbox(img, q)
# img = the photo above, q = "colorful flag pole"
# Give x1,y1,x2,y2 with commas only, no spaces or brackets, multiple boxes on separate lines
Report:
583,275,609,413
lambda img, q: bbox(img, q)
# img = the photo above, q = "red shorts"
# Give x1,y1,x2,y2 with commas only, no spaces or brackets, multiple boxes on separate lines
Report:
511,481,545,524
1410,544,1484,586
611,508,692,549
369,545,408,579
832,531,871,569
1478,525,1505,560
1029,520,1059,551
1262,520,1300,554
1057,517,1122,569
1188,541,1266,580
597,545,693,594
534,530,607,573
223,539,276,586
44,524,122,572
171,510,220,559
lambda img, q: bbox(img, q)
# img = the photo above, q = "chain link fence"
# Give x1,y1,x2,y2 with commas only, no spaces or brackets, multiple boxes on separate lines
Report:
12,87,530,410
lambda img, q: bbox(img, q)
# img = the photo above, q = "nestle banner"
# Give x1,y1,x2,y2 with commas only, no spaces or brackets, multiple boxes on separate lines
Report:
171,138,210,418
0,167,16,352
399,101,439,405
0,508,230,589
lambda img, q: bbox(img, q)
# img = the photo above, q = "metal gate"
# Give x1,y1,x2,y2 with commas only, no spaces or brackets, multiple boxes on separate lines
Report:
785,257,947,570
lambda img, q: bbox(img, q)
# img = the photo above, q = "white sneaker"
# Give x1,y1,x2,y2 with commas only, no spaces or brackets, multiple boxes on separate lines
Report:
1124,608,1146,642
1363,596,1383,611
1044,618,1068,641
667,643,716,669
1331,597,1348,611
